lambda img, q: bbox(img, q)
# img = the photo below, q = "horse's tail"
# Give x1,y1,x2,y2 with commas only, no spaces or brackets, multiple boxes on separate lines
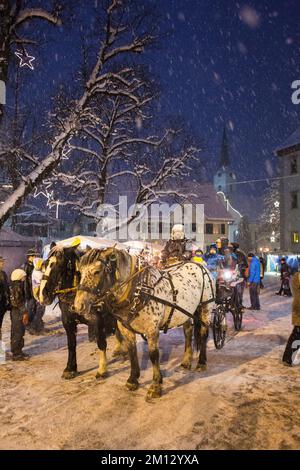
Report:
193,306,202,352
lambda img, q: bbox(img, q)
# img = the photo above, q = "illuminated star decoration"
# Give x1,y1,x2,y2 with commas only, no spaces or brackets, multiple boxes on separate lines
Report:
274,201,280,208
34,181,60,219
15,50,35,70
62,137,73,160
33,180,53,201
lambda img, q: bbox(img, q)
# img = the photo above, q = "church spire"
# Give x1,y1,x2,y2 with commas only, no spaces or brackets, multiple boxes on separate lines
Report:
219,126,230,168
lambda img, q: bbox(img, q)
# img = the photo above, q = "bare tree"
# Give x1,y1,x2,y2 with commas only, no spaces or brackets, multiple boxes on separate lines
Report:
0,0,158,229
237,215,252,254
46,64,200,231
0,0,62,122
259,180,280,237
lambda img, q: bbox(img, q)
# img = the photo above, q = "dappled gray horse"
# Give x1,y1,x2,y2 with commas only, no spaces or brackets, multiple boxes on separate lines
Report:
39,246,125,380
74,248,215,399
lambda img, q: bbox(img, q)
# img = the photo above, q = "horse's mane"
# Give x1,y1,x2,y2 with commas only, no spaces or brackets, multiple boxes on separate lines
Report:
80,247,130,268
48,245,63,259
80,248,112,267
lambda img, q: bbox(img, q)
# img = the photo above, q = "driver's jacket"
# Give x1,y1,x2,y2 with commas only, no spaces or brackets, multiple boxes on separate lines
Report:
161,239,191,264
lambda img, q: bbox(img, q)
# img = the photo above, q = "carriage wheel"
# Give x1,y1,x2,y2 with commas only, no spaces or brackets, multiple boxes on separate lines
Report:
233,307,243,331
212,305,227,349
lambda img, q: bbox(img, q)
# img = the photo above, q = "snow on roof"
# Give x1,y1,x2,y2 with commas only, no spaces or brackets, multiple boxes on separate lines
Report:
0,228,36,245
181,182,234,221
276,126,300,155
43,235,128,253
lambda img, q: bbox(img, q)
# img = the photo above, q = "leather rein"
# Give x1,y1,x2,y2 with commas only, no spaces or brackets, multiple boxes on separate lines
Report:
77,259,216,333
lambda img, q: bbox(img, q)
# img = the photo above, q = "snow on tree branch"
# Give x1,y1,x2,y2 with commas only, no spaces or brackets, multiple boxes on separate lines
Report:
0,0,158,228
12,8,62,29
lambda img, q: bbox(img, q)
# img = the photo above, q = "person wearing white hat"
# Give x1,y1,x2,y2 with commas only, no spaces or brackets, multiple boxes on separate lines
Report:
10,269,30,361
161,224,192,265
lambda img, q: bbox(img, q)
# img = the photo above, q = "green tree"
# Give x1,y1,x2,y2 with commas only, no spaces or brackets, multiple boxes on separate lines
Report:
237,215,252,253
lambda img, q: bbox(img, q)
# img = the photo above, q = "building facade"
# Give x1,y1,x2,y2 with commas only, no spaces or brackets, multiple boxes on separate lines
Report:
276,128,300,253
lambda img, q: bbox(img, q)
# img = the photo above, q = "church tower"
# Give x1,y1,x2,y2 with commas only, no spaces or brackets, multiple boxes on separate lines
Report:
213,126,236,197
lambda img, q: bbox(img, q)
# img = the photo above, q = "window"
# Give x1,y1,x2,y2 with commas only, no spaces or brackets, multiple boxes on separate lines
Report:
213,223,226,235
205,223,213,234
291,157,298,175
291,191,298,209
88,222,97,232
218,185,222,191
292,232,299,244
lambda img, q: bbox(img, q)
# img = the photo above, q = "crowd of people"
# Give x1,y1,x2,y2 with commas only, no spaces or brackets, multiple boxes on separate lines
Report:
0,249,46,361
161,224,263,312
161,224,300,366
0,226,300,366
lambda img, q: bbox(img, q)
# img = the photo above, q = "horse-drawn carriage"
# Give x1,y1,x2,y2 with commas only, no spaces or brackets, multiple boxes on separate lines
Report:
212,268,244,349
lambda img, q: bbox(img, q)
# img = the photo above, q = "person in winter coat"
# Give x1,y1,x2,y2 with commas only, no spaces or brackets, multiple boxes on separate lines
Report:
192,249,207,266
247,253,261,310
24,248,45,335
259,256,265,289
231,242,248,309
223,245,238,270
0,256,10,340
204,244,225,280
276,257,292,296
161,224,192,265
282,267,300,366
231,243,248,278
10,269,30,361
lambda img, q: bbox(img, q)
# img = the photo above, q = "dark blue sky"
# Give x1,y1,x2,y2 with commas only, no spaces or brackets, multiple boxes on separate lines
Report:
12,0,300,196
153,0,300,186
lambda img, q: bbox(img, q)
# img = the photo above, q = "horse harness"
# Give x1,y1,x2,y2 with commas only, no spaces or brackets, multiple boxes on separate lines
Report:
92,260,216,334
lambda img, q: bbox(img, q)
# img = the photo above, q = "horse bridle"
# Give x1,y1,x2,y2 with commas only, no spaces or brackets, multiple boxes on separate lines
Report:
77,256,117,299
42,253,79,297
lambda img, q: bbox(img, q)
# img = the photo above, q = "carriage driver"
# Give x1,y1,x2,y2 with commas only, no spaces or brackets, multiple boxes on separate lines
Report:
161,224,192,266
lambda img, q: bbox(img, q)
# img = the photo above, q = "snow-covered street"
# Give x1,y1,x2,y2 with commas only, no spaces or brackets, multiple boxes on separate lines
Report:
0,274,299,450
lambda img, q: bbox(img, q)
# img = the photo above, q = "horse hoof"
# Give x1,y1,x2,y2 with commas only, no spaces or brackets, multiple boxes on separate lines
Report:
126,381,139,391
146,384,162,400
62,370,78,380
181,362,192,370
96,371,108,380
195,364,207,372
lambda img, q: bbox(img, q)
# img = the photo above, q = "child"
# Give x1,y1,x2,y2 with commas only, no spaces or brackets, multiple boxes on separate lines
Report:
32,258,44,301
10,269,29,361
29,258,45,334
